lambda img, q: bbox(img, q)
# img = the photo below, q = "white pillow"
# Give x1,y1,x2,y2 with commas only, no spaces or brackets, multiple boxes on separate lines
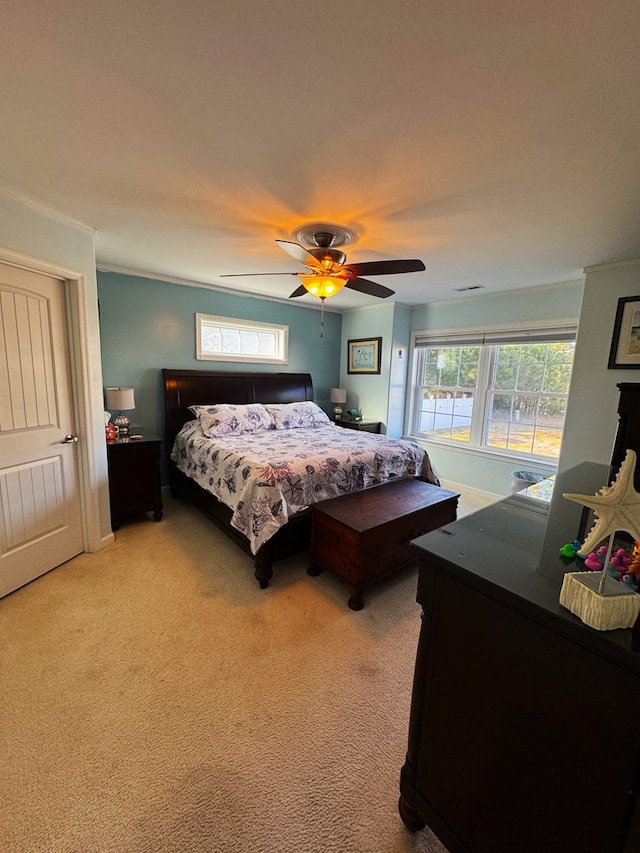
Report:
266,401,331,430
189,403,273,437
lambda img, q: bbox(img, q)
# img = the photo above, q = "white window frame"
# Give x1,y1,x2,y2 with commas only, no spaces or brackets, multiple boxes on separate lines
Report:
196,313,289,364
406,319,577,463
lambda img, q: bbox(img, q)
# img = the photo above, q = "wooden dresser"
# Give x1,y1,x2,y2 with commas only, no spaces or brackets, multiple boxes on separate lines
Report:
399,462,640,853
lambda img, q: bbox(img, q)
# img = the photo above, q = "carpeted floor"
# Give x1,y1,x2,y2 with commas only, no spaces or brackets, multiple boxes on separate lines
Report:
0,488,492,853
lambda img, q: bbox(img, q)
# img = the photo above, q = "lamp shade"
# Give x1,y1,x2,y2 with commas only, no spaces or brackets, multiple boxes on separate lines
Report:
330,387,347,404
300,275,348,299
106,387,135,411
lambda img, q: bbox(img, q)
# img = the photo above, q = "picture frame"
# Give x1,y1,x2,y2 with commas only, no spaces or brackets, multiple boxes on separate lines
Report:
608,296,640,368
347,337,382,374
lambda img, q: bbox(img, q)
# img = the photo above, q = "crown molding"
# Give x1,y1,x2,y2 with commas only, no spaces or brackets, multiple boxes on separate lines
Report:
583,257,640,273
96,263,344,313
0,186,96,236
411,278,585,310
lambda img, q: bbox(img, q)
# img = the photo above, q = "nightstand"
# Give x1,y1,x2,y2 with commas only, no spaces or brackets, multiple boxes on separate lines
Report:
334,419,381,434
107,433,163,530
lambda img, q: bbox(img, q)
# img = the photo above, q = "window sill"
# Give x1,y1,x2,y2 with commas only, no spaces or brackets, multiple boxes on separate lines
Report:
405,434,558,471
196,353,288,365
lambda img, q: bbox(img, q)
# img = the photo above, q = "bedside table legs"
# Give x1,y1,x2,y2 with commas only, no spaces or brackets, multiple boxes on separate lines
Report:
111,506,163,530
348,592,365,611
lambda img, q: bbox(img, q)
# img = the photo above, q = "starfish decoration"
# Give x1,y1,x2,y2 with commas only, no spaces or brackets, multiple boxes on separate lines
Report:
563,449,640,555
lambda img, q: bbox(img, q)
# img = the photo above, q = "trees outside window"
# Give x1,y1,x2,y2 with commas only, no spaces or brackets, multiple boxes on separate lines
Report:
409,332,576,461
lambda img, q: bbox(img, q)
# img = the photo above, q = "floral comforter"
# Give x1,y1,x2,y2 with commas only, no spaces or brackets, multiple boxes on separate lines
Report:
171,421,437,554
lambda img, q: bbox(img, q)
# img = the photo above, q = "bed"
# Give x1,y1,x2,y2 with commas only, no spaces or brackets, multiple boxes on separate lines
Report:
163,368,437,588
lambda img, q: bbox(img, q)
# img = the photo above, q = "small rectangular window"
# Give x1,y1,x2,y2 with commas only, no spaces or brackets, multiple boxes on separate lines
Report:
196,313,289,364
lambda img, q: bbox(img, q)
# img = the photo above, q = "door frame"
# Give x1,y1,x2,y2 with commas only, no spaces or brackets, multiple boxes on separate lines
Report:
0,247,109,554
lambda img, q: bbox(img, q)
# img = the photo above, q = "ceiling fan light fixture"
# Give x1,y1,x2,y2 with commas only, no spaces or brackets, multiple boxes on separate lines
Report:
308,247,347,270
294,223,356,249
225,228,424,307
300,274,347,298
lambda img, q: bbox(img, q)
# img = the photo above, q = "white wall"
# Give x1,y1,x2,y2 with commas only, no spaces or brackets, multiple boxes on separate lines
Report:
0,192,112,545
559,258,640,473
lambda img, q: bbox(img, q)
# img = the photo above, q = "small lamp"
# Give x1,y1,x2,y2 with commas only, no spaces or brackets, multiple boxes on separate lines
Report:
330,387,347,421
106,387,135,435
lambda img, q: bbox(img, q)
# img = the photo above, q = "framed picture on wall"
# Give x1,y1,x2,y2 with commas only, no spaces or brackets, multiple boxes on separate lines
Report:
347,337,382,374
608,296,640,368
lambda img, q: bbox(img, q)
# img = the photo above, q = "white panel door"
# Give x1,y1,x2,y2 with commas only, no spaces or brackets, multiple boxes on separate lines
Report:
0,262,83,597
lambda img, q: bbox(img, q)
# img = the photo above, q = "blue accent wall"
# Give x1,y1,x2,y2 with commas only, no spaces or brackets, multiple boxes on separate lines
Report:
338,303,411,437
99,270,587,499
388,304,412,437
340,304,396,431
98,272,342,477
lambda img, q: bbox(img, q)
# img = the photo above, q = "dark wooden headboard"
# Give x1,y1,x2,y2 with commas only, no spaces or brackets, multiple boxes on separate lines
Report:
162,369,315,448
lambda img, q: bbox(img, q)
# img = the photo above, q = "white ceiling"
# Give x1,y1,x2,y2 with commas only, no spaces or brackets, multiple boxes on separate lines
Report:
2,0,640,310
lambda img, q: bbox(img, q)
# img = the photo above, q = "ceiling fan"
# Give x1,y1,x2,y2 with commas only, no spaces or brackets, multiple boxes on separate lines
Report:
221,226,426,303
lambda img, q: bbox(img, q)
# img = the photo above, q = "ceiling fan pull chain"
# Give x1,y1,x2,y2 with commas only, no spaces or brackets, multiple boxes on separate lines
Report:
320,297,325,337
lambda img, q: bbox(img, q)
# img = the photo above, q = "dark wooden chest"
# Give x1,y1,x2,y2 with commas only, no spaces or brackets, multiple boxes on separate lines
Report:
309,478,459,609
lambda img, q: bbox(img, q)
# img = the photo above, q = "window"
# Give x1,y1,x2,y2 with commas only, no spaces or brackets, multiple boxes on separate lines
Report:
196,313,288,364
408,323,576,460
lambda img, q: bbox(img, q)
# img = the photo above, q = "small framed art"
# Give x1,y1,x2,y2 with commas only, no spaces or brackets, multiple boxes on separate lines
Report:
608,296,640,368
347,337,382,374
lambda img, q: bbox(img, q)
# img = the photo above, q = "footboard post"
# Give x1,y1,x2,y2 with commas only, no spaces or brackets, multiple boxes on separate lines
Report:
254,546,274,589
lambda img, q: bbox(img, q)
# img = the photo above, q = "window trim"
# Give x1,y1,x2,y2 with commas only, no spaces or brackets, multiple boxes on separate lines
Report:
405,319,577,462
196,313,289,364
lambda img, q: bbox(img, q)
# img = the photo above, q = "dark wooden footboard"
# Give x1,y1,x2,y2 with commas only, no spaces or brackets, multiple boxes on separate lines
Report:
169,464,311,587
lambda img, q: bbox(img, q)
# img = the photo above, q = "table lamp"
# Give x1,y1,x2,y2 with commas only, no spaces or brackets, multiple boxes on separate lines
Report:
330,387,347,421
106,387,135,435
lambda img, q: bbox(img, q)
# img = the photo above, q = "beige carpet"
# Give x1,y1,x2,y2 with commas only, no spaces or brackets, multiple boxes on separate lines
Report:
0,491,478,853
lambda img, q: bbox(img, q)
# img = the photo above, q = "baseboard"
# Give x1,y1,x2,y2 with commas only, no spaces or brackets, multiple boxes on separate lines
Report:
439,479,500,504
99,532,116,549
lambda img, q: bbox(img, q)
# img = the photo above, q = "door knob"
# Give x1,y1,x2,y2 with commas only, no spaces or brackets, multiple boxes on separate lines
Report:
61,434,79,444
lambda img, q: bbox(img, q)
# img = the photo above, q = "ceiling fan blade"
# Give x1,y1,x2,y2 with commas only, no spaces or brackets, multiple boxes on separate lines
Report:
344,278,395,298
220,272,300,277
276,240,324,270
289,284,308,298
344,259,425,277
